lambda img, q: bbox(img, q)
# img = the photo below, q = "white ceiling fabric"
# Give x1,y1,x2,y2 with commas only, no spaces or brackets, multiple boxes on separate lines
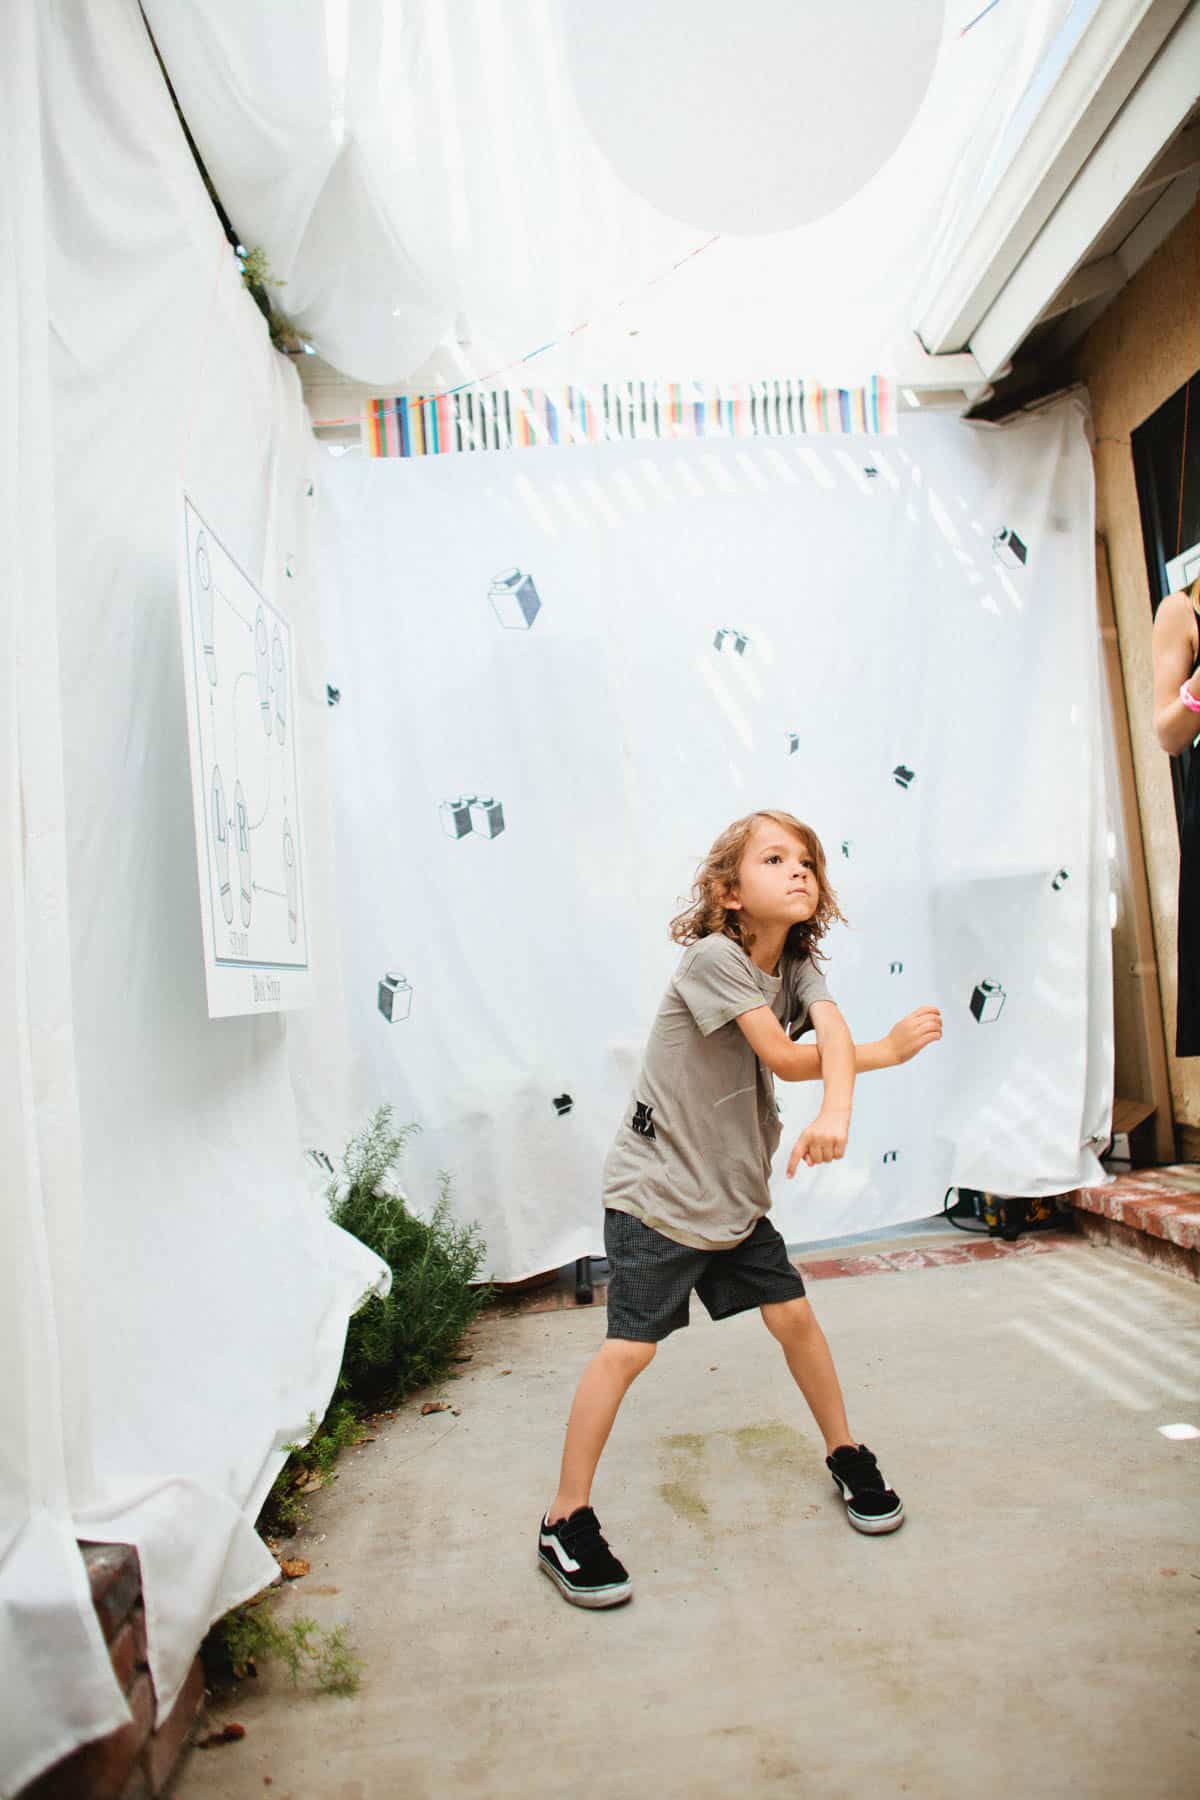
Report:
142,0,1075,388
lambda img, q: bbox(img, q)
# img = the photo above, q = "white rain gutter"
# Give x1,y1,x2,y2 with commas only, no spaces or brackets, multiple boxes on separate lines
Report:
915,0,1198,377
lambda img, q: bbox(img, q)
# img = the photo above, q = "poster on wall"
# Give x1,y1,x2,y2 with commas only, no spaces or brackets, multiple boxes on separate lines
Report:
177,492,311,1017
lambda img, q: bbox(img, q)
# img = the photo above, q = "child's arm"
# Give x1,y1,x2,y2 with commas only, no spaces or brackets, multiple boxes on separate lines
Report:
784,1002,856,1172
735,1002,943,1175
783,1006,943,1081
808,1000,855,1112
735,1003,942,1085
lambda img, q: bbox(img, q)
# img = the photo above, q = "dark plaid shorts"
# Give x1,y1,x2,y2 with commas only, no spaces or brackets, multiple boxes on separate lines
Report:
603,1207,807,1342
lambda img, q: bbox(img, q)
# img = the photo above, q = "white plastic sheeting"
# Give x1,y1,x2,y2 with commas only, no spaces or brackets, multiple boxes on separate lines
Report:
1,3,386,1791
319,396,1113,1284
141,0,1074,387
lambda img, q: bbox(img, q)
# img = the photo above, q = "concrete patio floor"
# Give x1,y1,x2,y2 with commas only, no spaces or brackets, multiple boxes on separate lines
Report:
171,1228,1200,1799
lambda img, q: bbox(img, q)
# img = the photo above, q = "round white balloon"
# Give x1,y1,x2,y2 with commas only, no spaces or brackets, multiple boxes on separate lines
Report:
564,0,945,236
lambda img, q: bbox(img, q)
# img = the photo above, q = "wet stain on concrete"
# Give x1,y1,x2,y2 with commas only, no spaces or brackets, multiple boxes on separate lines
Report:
656,1421,823,1539
658,1478,711,1526
661,1431,706,1456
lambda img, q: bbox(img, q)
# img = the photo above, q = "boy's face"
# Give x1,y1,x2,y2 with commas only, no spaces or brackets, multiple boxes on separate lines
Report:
726,821,819,927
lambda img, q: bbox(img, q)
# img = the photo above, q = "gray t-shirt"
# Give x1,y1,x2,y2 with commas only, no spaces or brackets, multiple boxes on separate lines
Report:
601,933,833,1250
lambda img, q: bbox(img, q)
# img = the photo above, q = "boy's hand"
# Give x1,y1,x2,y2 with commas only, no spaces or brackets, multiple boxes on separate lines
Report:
886,1007,942,1065
787,1108,850,1176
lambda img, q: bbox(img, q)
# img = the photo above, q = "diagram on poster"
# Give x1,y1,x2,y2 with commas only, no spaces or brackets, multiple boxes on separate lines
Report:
178,493,311,1017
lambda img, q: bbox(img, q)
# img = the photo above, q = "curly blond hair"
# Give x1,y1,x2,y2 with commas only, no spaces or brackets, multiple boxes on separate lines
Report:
668,809,847,966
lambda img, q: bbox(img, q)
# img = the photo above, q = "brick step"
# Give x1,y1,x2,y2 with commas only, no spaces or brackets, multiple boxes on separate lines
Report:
19,1545,205,1800
1068,1167,1200,1283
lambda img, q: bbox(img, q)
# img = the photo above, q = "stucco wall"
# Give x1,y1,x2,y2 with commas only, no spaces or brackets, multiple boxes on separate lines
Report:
1070,204,1200,1138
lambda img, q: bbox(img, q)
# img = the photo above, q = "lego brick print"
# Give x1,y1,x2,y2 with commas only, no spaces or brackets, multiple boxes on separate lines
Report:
440,795,507,840
992,526,1028,569
378,971,414,1023
713,627,750,655
970,979,1006,1023
440,797,473,839
490,568,542,629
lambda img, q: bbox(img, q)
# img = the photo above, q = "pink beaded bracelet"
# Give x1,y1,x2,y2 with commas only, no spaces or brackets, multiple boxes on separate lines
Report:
1181,681,1200,715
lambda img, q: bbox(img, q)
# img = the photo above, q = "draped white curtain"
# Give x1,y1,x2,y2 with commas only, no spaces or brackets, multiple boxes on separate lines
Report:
0,4,386,1790
0,2,132,1787
318,397,1112,1284
140,0,1074,388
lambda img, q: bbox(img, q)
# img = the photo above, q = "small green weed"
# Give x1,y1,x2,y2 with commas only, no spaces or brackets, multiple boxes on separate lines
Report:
257,1395,366,1539
207,1589,363,1697
235,244,305,354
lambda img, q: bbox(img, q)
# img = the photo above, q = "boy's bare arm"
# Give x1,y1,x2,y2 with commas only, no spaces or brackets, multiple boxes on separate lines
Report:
784,1037,897,1080
810,1001,855,1114
735,1003,942,1081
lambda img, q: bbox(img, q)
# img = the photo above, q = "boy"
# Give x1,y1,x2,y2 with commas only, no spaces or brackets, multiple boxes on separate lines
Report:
537,810,942,1607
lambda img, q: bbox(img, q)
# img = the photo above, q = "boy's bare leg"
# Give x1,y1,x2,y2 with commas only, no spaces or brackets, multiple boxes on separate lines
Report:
760,1298,854,1454
547,1338,656,1523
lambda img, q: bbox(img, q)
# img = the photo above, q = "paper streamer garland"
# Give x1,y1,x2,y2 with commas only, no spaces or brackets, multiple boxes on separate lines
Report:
365,376,894,458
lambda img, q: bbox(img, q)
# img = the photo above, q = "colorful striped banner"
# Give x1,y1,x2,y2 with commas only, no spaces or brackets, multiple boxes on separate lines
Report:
365,376,894,457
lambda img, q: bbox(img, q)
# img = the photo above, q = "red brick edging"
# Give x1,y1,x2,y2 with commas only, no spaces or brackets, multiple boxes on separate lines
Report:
19,1545,205,1800
482,1230,1077,1316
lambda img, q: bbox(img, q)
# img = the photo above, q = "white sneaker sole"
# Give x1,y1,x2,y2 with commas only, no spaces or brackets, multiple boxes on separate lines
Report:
537,1555,633,1607
845,1501,905,1534
832,1477,906,1534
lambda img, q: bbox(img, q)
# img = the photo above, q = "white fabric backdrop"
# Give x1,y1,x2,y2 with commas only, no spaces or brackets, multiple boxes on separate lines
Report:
1,4,386,1790
140,0,1073,387
319,399,1113,1283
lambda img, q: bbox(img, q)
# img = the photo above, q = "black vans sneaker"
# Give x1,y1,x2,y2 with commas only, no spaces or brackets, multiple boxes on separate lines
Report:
537,1506,633,1608
826,1444,905,1534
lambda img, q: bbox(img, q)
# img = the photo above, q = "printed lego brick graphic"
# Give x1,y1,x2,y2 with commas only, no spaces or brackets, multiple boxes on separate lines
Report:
713,627,749,655
552,1094,574,1117
378,970,414,1023
326,684,341,706
440,797,473,839
440,795,506,839
970,979,1006,1023
1052,868,1069,891
893,765,915,789
841,840,854,859
786,732,801,755
469,795,505,838
490,568,542,630
992,527,1028,569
